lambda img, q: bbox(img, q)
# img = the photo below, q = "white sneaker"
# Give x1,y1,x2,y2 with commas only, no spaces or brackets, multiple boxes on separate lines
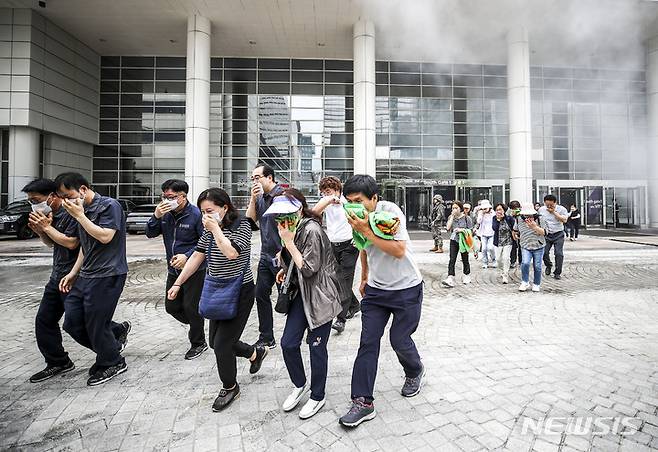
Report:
532,284,541,292
441,275,455,288
519,282,530,292
502,275,509,284
482,263,488,269
282,385,309,412
299,398,326,419
462,275,471,285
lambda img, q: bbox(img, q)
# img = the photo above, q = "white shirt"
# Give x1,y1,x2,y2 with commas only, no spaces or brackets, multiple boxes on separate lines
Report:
323,196,354,243
365,201,423,291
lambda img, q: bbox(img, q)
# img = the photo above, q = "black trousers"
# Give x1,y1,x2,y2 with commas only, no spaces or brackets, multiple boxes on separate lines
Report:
63,275,127,368
209,282,256,389
510,238,523,265
448,240,470,276
255,256,279,342
165,270,206,347
566,221,580,238
331,240,360,322
36,275,70,367
543,231,565,276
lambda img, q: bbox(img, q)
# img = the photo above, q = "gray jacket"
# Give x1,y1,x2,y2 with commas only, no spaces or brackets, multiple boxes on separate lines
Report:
282,217,342,330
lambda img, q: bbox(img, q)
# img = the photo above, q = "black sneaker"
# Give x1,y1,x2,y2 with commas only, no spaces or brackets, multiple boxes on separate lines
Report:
510,263,517,269
345,304,361,319
339,397,376,428
88,363,99,376
29,360,75,383
249,346,268,374
332,319,346,333
117,321,132,353
184,344,208,360
255,338,276,349
545,266,552,276
401,365,426,397
212,384,240,412
553,274,562,280
87,360,127,386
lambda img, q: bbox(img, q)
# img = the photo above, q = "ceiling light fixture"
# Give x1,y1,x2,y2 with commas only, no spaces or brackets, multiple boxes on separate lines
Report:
317,42,326,47
169,39,177,43
249,40,257,45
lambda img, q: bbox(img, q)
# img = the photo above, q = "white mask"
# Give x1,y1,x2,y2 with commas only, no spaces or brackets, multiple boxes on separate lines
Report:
165,199,179,210
211,211,223,222
31,201,52,215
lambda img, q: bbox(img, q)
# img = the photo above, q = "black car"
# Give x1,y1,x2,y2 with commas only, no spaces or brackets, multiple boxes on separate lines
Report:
0,200,36,240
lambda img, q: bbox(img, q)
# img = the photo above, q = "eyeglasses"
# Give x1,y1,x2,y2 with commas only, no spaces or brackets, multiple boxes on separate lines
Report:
250,175,264,182
161,193,183,201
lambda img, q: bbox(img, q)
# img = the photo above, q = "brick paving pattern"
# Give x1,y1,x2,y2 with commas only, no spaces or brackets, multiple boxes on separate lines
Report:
0,236,657,451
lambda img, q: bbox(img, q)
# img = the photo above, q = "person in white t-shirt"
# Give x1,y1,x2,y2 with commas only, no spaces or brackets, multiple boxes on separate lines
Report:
312,176,361,334
338,175,424,429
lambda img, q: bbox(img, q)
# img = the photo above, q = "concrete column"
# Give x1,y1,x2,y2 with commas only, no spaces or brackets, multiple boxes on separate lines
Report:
647,36,658,227
185,15,211,202
353,20,376,177
8,126,40,201
507,26,533,203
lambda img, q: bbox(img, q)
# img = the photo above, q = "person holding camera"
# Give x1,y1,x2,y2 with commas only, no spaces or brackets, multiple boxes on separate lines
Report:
266,189,341,420
513,203,548,292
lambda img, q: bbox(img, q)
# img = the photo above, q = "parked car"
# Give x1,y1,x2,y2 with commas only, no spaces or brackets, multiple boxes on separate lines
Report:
0,200,36,240
126,204,157,234
117,199,137,214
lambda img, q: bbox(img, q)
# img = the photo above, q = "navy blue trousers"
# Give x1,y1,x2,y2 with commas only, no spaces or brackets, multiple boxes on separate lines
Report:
281,294,332,401
350,282,423,402
36,276,70,367
256,256,279,343
63,275,127,368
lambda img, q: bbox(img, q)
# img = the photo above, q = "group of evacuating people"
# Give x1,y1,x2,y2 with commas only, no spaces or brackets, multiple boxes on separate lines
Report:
430,194,574,292
24,167,424,428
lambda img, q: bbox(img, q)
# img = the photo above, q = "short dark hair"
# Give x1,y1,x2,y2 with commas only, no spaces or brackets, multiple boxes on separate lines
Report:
161,179,189,194
22,178,57,196
54,172,90,190
196,188,238,228
343,174,378,199
318,176,342,193
494,202,507,212
452,200,464,212
544,194,557,202
508,200,521,209
281,188,322,223
255,163,275,181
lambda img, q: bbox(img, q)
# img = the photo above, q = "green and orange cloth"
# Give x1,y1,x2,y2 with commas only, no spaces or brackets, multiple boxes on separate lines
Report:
343,203,401,250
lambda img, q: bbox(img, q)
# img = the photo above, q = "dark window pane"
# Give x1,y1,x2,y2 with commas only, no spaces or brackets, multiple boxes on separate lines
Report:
422,74,451,86
156,57,185,68
155,81,185,93
375,61,388,71
120,120,150,132
483,65,506,76
325,60,353,71
93,171,118,183
293,59,323,70
453,64,482,75
225,58,256,68
259,70,290,82
121,93,152,106
101,56,120,66
210,70,222,82
421,62,452,74
100,107,119,118
155,132,185,142
258,58,290,69
390,85,420,97
325,84,352,95
120,133,154,144
211,57,223,69
121,106,155,118
421,86,452,98
225,69,256,82
223,82,256,94
390,62,420,73
101,68,120,79
100,81,119,92
122,56,154,67
100,133,118,144
156,68,186,80
258,82,290,95
155,106,185,115
292,83,323,95
121,68,154,80
391,73,420,85
100,120,118,131
93,145,118,157
121,80,154,93
292,71,323,82
100,94,119,105
376,73,388,84
325,71,352,83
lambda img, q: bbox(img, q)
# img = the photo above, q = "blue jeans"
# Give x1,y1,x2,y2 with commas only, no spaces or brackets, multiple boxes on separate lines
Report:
521,248,544,286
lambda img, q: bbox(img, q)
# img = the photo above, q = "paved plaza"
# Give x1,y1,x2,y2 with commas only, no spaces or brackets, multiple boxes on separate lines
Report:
0,234,657,451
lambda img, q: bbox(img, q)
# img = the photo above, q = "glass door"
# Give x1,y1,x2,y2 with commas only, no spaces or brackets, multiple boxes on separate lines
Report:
405,186,432,230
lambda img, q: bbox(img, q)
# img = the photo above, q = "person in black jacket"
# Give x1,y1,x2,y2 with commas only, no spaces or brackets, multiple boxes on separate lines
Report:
492,203,516,284
566,204,581,241
145,179,207,360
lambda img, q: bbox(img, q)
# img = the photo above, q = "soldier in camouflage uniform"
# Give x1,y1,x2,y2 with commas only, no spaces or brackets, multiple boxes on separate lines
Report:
429,194,445,253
